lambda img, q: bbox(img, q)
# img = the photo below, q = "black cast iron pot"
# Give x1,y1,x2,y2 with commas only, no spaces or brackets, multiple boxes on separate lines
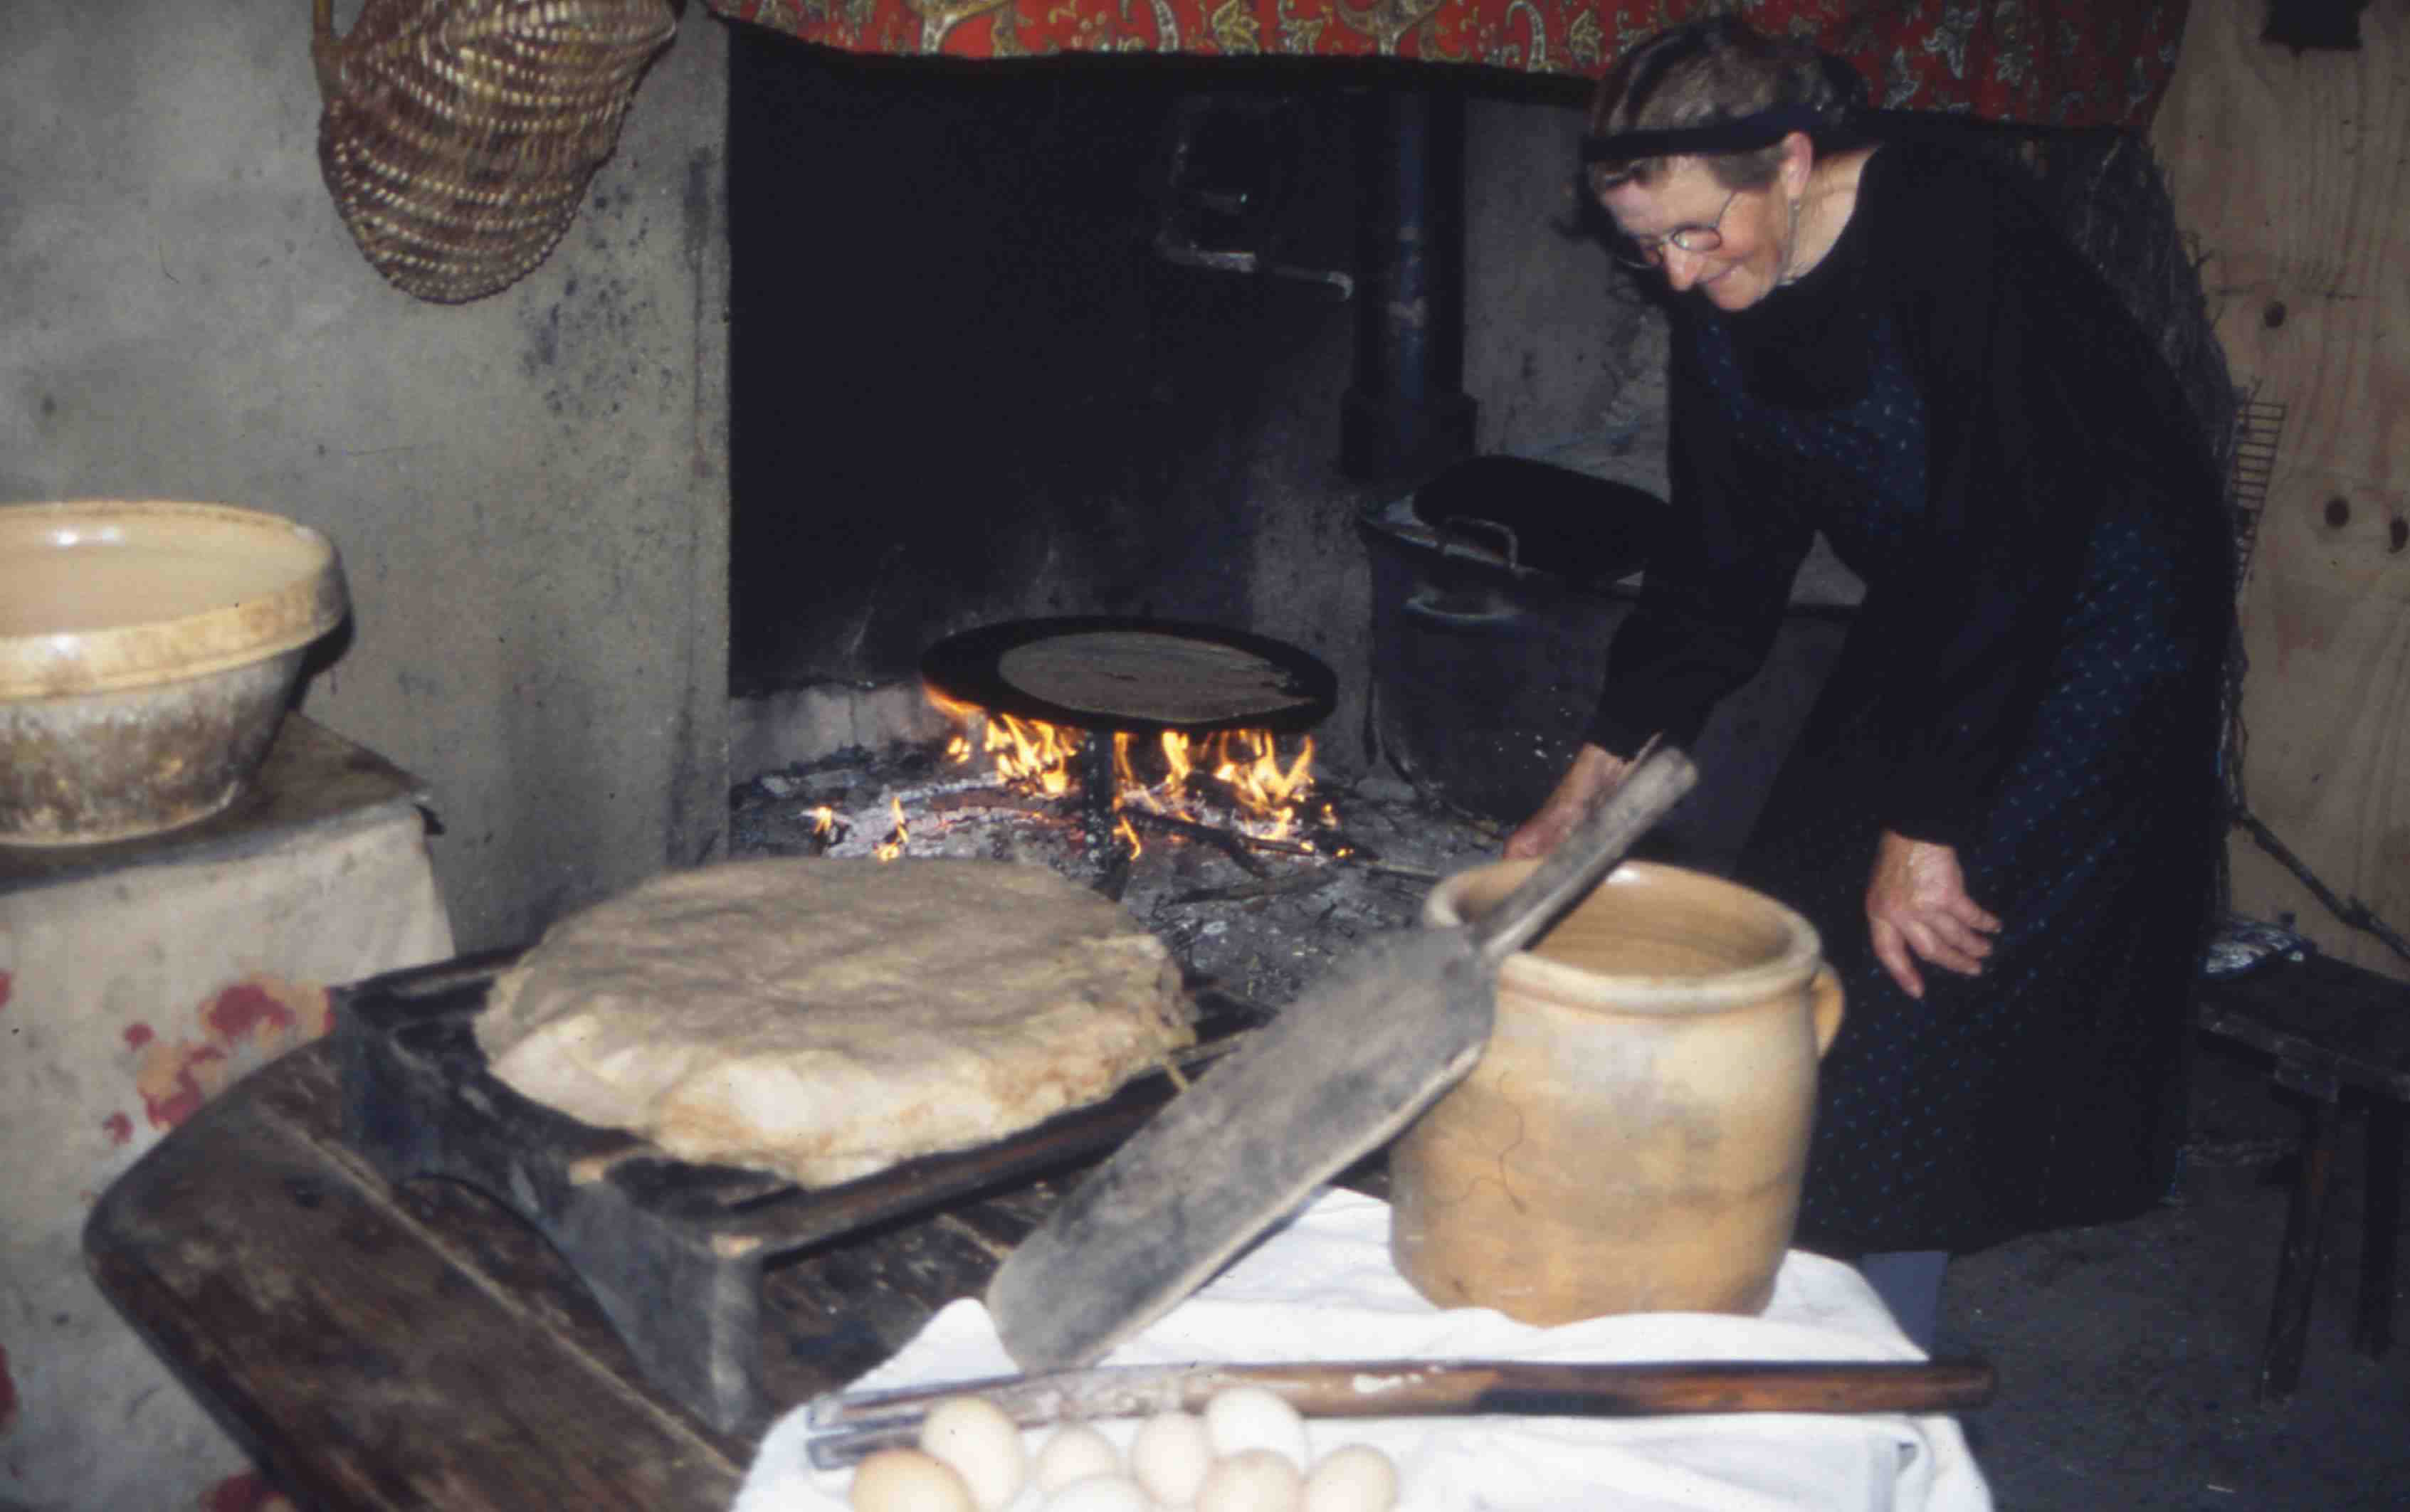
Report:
1360,455,1849,867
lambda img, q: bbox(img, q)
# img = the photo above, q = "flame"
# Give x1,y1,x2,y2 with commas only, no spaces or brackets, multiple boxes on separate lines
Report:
1207,730,1315,837
929,687,1079,795
1159,730,1195,790
1114,728,1318,839
995,714,1078,795
811,806,836,836
925,684,1316,845
874,795,907,861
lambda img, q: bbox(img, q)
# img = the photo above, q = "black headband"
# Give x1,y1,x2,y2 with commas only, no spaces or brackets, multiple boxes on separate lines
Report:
1580,103,1836,165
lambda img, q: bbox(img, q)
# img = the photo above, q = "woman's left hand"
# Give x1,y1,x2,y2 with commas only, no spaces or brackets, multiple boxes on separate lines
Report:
1866,830,2001,1000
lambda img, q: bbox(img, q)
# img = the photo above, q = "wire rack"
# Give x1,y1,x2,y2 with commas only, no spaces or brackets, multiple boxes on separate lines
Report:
2227,387,2288,588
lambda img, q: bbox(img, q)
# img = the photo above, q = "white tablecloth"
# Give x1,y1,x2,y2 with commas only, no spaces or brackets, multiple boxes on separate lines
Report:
735,1189,1992,1512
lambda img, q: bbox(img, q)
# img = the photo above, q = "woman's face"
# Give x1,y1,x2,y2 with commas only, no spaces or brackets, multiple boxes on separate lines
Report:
1599,158,1791,311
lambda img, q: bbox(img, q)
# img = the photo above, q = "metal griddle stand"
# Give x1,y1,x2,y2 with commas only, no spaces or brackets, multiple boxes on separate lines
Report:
335,956,1263,1436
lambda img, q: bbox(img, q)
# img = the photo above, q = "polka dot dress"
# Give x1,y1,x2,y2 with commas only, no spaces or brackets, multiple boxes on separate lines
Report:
1668,174,2233,1254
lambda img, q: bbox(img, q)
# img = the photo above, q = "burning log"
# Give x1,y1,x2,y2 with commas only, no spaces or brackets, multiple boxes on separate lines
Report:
1127,810,1272,878
1122,810,1438,884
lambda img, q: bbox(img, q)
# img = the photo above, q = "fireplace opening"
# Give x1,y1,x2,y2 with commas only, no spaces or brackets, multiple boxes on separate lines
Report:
727,30,1387,736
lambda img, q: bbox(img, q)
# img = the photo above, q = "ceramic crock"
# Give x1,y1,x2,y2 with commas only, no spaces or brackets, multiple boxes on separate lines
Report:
1391,858,1844,1323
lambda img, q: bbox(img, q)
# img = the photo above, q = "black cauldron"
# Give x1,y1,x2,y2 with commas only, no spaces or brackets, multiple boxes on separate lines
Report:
1359,453,1852,867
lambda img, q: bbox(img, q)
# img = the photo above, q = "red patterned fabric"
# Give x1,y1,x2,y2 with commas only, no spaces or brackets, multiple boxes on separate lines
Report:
705,0,2189,130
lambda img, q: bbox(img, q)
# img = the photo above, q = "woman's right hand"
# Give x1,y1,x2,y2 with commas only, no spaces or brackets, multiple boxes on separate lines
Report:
1505,743,1638,859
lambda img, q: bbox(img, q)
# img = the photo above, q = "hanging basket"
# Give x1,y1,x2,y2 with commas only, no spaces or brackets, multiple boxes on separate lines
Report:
312,0,679,305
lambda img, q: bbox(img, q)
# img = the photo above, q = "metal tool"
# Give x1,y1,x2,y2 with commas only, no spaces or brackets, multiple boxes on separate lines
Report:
802,1355,1997,1469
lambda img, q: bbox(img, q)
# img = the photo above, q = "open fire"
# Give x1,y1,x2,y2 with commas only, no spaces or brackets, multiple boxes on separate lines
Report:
768,686,1356,882
922,688,1329,857
730,692,1503,1009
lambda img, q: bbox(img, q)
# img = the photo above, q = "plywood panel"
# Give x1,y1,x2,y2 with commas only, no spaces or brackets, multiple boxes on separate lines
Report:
2153,0,2410,982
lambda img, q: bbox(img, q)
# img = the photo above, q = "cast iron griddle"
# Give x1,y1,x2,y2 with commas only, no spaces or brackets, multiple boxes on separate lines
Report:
333,953,1270,1438
920,616,1337,735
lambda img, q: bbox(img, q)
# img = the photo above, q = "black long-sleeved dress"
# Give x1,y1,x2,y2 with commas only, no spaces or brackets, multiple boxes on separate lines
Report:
1585,137,2235,1254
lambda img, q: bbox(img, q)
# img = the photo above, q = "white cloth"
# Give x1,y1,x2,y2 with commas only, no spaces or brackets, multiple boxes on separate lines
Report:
735,1189,1991,1512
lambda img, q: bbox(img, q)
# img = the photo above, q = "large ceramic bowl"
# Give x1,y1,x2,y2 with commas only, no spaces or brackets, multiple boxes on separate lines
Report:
0,500,348,846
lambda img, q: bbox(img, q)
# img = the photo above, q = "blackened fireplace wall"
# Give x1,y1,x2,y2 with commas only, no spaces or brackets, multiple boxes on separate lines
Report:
729,34,1397,751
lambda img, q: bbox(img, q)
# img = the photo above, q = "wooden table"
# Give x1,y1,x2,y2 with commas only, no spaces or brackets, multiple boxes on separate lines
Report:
83,1038,1031,1510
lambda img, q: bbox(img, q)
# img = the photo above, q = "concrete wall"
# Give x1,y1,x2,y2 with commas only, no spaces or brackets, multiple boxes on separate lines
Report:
0,0,732,951
1465,92,1668,459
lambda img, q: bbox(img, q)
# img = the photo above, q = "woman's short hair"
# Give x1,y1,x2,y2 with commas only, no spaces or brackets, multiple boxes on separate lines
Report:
1585,18,1862,196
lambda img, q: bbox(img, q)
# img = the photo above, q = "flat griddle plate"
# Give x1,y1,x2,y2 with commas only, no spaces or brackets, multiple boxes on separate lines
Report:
921,616,1336,735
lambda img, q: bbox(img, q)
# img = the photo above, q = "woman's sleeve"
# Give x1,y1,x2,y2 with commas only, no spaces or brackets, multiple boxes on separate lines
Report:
1867,155,2126,850
1584,327,1812,760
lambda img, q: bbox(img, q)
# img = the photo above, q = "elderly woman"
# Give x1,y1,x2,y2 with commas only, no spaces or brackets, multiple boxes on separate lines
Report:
1507,18,2234,1345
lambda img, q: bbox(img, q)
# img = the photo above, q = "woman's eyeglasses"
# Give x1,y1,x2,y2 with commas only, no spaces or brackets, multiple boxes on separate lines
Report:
1613,187,1741,270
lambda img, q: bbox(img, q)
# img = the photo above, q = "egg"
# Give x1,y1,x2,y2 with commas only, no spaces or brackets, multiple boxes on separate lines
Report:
1130,1409,1216,1507
917,1395,1028,1512
1203,1387,1310,1469
1033,1424,1125,1494
847,1447,976,1512
1194,1448,1305,1512
1038,1474,1155,1512
1300,1444,1399,1512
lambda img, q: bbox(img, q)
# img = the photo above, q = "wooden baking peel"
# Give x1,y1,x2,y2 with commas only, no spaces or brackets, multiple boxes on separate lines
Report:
987,745,1700,1370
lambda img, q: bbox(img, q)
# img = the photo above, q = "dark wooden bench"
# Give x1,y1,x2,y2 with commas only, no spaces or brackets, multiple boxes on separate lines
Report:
83,1037,1041,1508
2194,952,2410,1400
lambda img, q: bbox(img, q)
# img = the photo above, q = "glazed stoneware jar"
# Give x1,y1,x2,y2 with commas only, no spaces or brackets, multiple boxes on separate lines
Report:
1391,859,1844,1323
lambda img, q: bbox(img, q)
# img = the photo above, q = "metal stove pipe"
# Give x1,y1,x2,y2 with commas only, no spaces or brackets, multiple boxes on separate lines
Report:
1342,85,1478,483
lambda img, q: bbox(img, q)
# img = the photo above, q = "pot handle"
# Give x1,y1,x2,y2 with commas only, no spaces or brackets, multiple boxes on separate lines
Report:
1433,516,1523,571
1402,587,1525,628
311,0,347,100
1808,965,1845,1058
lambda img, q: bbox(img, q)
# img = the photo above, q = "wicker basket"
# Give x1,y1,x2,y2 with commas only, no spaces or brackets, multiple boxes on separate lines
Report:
312,0,679,304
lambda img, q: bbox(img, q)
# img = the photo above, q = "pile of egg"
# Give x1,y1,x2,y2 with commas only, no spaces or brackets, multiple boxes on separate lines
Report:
847,1387,1399,1512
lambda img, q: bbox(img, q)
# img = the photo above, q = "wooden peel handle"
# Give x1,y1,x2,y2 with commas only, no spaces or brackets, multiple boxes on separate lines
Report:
1219,1358,1995,1418
1473,744,1698,964
804,1357,1994,1466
